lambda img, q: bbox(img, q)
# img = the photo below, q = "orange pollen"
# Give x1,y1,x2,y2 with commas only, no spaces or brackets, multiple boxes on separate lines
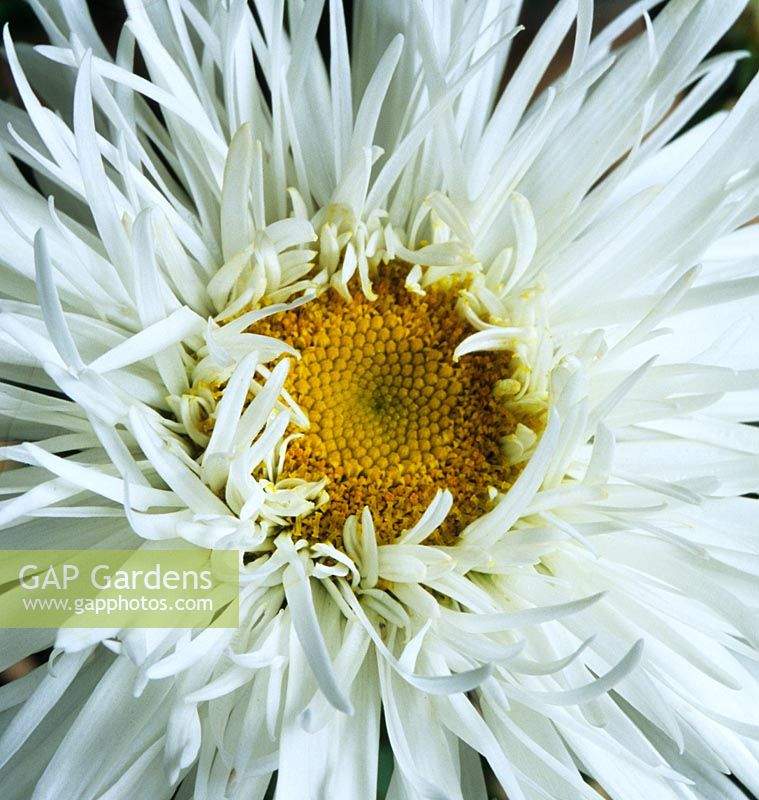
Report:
251,267,539,546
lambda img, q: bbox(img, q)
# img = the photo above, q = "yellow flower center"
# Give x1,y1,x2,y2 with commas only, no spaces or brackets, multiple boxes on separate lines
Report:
253,267,540,546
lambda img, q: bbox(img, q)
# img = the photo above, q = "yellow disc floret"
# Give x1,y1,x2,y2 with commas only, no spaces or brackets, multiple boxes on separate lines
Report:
250,266,541,546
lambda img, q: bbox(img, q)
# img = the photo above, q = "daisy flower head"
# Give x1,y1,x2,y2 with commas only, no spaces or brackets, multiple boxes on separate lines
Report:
1,1,759,798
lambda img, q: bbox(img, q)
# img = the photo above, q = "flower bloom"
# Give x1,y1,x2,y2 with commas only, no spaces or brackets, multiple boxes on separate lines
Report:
1,1,759,798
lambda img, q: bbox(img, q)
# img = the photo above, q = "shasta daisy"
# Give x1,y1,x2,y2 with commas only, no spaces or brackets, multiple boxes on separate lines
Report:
1,1,759,799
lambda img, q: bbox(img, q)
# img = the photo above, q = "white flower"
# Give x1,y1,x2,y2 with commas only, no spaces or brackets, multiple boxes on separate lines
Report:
1,1,759,798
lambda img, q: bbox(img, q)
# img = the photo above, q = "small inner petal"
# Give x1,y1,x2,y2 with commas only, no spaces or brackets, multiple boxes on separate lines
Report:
251,265,544,546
